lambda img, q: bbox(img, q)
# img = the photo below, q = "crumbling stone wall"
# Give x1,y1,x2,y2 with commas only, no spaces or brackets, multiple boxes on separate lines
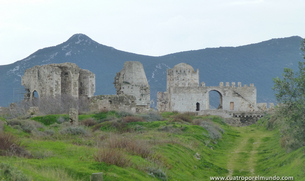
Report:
158,63,264,113
90,95,138,112
114,61,150,109
22,63,95,100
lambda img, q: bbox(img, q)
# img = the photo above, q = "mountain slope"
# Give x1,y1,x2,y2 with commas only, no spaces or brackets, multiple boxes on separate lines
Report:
0,34,303,107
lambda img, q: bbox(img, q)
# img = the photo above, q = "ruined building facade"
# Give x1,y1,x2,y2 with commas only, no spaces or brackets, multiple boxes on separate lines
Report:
22,63,95,100
90,61,150,113
157,63,266,113
114,61,150,109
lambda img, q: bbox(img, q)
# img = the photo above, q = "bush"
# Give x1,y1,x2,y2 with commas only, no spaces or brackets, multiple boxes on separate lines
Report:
147,167,167,181
44,129,55,136
173,114,192,123
31,115,69,126
60,126,88,135
199,120,224,140
0,163,30,181
122,116,144,123
106,135,151,158
117,111,134,118
0,133,31,157
140,112,163,122
94,148,131,167
7,119,44,133
80,118,97,127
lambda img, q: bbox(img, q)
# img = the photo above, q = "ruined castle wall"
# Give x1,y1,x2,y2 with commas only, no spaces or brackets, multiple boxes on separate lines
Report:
157,92,169,112
22,65,62,99
114,61,150,108
170,87,208,112
79,69,95,98
90,95,137,113
22,63,95,100
166,63,199,91
158,81,257,113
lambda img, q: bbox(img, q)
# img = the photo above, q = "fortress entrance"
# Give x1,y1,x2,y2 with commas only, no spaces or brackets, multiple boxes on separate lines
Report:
208,90,223,109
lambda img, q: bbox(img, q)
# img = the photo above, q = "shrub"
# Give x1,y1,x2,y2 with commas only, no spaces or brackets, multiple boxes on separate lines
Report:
44,129,55,136
60,126,87,135
173,114,192,123
0,133,30,157
80,118,97,127
140,112,163,122
7,119,23,127
93,111,116,121
117,111,134,117
147,167,167,181
122,116,144,123
106,135,151,158
94,148,131,167
92,123,102,132
31,115,69,126
57,116,67,124
0,163,30,181
200,120,224,140
192,119,202,125
7,119,44,133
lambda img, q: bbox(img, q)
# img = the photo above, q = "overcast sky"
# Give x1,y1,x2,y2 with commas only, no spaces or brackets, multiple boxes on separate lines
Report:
0,0,304,65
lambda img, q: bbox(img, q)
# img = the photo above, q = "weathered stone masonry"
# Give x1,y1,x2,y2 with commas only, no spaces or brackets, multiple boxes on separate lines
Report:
114,61,150,109
157,63,270,113
90,61,150,113
21,63,95,100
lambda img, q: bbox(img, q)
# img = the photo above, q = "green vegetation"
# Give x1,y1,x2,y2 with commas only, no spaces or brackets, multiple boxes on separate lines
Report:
272,38,305,151
0,110,304,180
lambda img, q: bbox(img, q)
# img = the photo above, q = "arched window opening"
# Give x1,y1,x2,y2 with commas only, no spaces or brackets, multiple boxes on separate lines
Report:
32,90,39,106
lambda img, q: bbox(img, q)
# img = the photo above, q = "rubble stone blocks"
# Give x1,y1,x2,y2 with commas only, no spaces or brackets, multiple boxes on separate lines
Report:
27,107,39,115
69,108,78,125
21,63,95,101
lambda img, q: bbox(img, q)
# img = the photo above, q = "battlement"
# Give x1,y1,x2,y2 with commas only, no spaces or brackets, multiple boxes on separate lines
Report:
205,82,255,88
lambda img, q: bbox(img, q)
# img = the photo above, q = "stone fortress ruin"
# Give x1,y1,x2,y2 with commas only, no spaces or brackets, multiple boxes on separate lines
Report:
86,61,150,113
21,61,273,124
157,63,273,125
22,63,95,100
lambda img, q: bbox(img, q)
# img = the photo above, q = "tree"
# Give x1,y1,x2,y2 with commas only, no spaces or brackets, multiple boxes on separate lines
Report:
272,39,305,150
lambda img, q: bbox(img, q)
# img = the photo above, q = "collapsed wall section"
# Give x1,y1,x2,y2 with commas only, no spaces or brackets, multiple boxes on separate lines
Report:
114,61,150,109
21,63,95,100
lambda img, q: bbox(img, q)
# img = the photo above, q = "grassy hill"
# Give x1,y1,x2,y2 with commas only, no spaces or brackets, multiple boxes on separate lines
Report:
0,111,304,181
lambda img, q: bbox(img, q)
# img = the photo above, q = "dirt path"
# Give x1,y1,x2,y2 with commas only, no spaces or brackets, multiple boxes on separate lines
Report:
226,127,272,176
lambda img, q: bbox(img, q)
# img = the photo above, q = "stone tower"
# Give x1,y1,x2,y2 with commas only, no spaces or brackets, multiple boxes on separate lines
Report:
167,63,199,91
114,61,150,109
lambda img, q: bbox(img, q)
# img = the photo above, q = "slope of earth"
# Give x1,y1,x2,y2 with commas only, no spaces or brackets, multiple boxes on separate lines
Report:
0,111,304,180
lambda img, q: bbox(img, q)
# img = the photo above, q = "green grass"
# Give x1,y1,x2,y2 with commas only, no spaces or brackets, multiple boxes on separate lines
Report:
31,114,69,125
1,111,305,180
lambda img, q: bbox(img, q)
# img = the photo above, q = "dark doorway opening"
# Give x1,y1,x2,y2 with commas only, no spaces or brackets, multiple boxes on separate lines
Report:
196,102,200,111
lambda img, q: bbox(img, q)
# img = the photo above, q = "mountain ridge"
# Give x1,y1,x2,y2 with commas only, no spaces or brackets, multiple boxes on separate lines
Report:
0,34,303,107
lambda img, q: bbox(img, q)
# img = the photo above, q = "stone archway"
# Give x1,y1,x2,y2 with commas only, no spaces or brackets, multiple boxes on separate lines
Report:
208,90,223,110
31,90,39,106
